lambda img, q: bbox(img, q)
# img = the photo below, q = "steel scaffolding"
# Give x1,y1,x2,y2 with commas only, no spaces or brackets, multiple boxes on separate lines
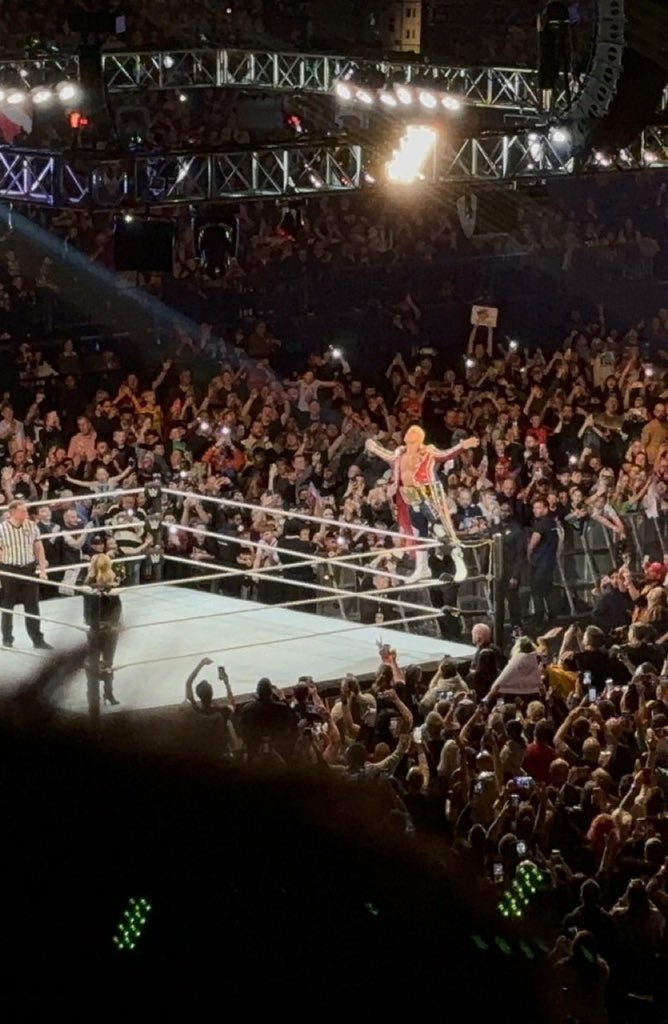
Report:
2,49,667,117
0,140,363,207
0,53,80,85
434,132,573,182
100,48,551,112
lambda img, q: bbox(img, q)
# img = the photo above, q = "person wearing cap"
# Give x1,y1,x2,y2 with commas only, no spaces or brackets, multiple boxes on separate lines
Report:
85,534,107,558
644,561,667,588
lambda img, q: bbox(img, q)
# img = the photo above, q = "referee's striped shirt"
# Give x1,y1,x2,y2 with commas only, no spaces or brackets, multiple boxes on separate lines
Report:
0,517,40,566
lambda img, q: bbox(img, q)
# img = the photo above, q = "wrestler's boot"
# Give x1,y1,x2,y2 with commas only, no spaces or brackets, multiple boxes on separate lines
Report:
433,524,468,583
404,546,432,583
451,545,468,583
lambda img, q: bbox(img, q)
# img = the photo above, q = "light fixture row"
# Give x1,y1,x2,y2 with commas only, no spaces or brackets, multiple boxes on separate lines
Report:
0,80,79,106
334,81,462,113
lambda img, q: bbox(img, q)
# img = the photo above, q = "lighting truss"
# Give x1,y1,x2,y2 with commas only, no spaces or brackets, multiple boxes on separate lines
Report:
639,127,668,166
430,132,574,182
0,54,80,85
0,141,362,207
101,48,565,113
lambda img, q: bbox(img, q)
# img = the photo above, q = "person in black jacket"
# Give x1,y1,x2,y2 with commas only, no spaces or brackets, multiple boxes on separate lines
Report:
498,502,526,627
237,678,298,761
82,553,122,707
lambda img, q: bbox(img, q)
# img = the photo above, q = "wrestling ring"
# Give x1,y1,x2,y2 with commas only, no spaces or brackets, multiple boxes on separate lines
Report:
0,486,500,719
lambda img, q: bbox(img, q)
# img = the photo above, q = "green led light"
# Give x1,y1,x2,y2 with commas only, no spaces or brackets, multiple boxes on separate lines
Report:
113,898,153,952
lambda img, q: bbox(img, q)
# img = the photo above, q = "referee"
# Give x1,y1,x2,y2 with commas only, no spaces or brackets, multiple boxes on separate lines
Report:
0,500,53,649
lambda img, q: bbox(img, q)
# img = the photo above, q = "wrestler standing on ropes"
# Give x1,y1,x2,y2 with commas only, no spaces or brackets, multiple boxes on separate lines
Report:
365,426,479,584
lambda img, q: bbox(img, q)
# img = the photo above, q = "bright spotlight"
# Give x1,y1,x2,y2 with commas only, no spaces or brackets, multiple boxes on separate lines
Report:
395,85,412,105
18,68,29,79
363,171,376,184
644,150,659,164
123,213,134,223
56,81,78,102
418,90,437,110
31,88,53,105
442,94,461,111
550,127,570,144
379,90,398,108
335,81,352,100
529,137,544,161
6,90,26,105
308,171,323,188
163,54,175,68
355,88,374,105
386,125,437,185
178,92,188,102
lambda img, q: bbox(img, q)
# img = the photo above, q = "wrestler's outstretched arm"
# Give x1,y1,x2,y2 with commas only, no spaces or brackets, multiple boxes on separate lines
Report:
431,436,479,462
365,437,399,463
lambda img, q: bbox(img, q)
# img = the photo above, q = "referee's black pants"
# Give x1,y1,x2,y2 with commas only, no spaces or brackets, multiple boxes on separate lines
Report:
1,563,44,644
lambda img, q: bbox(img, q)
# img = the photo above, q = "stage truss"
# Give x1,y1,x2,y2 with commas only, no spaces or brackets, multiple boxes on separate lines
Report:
2,48,666,120
0,141,362,207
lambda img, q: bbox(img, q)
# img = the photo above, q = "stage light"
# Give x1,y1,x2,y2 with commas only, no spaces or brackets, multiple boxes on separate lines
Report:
363,171,376,184
644,150,659,164
335,81,352,100
178,92,188,102
442,94,461,111
123,213,134,223
355,88,374,105
56,81,78,102
18,68,29,79
385,125,437,185
509,339,519,351
163,54,175,68
330,346,343,359
379,89,398,108
418,90,437,110
31,87,53,105
6,90,26,105
594,151,611,167
465,357,476,369
550,127,570,144
395,85,412,105
308,171,323,188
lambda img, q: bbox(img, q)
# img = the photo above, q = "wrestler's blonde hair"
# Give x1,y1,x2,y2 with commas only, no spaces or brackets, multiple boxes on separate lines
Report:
404,425,425,445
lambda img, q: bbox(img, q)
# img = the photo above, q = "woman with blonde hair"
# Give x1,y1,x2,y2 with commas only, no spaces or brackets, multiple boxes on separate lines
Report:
83,553,122,707
634,584,668,642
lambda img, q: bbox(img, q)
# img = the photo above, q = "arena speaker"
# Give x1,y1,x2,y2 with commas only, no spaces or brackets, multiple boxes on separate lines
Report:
561,0,668,158
589,0,668,151
113,217,175,273
561,0,626,154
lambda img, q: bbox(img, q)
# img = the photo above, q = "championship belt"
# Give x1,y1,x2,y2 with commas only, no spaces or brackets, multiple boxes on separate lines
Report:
400,482,457,544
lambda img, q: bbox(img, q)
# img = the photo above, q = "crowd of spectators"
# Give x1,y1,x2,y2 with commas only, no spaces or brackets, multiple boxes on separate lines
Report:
158,616,668,1021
